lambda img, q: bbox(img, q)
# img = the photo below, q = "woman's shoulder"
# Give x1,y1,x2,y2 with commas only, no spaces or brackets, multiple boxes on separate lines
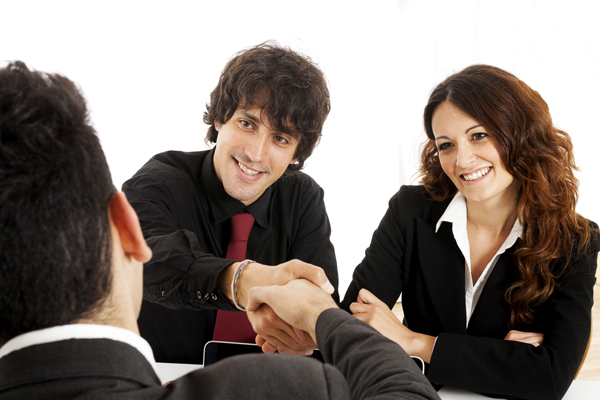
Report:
390,185,452,221
558,219,600,276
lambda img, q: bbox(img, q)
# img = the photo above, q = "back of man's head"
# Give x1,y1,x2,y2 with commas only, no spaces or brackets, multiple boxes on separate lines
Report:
0,62,115,343
203,41,330,172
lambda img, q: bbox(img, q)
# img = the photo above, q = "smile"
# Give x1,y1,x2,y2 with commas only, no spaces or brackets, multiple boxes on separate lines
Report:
461,167,491,181
237,159,262,176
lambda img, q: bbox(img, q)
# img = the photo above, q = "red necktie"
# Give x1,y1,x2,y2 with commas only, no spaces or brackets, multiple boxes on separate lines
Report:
213,212,257,342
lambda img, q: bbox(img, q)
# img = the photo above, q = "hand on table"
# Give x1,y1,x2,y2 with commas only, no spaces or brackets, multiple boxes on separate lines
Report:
350,288,436,363
504,330,544,347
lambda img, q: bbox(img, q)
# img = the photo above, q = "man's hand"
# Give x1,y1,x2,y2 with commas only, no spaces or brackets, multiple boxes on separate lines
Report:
246,279,338,345
216,259,334,307
350,288,436,363
237,259,334,308
216,259,335,354
251,304,317,355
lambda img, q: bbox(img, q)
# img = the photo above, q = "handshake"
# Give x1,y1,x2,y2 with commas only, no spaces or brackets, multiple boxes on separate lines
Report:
221,259,338,355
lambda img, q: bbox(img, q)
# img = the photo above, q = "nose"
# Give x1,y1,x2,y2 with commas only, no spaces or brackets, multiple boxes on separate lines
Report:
456,144,476,168
245,131,269,162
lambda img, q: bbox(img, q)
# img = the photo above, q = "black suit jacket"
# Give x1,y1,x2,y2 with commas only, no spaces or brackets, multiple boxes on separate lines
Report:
341,185,599,400
0,309,440,400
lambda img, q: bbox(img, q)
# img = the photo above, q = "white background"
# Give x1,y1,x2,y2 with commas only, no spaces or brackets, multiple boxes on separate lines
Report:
2,0,598,298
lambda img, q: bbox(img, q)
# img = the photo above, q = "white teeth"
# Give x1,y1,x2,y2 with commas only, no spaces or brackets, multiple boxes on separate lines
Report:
238,161,260,175
463,167,490,181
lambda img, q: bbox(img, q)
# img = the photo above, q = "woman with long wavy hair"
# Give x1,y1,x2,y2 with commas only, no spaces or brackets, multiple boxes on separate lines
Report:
341,65,599,400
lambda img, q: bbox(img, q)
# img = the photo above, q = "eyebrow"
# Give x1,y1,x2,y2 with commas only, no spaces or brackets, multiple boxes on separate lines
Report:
237,110,262,124
434,124,483,141
465,124,482,133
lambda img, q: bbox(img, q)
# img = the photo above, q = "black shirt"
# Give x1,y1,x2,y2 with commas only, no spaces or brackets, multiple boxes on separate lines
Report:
122,149,338,363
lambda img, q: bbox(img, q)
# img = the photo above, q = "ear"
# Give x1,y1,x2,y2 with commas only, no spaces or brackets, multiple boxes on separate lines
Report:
215,121,221,131
109,192,152,263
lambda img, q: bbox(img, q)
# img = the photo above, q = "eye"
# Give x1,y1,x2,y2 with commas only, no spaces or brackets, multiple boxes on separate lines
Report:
471,132,488,141
437,142,452,151
238,119,254,130
273,135,289,145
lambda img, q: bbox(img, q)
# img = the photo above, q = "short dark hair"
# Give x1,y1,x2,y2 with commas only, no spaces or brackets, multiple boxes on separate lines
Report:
203,41,330,172
0,62,115,341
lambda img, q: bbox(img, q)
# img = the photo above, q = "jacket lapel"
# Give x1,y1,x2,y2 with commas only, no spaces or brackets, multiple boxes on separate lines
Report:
467,245,519,335
416,218,467,333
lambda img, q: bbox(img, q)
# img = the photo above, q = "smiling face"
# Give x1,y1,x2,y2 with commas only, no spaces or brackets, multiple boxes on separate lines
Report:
213,108,299,206
431,101,520,207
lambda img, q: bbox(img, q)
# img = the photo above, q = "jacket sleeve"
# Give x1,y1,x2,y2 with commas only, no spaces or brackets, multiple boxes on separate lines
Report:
123,168,236,312
316,309,441,400
341,187,410,310
287,183,340,302
428,232,599,400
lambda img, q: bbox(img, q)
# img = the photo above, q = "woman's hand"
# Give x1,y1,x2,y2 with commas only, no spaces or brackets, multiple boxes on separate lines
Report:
504,330,544,347
350,289,436,363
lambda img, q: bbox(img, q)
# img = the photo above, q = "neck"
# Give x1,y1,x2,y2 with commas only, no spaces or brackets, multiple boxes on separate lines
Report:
465,192,519,237
75,291,140,335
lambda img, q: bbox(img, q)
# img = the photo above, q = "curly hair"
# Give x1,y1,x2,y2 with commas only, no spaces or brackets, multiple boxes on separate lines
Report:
0,62,115,341
203,41,330,172
419,64,595,326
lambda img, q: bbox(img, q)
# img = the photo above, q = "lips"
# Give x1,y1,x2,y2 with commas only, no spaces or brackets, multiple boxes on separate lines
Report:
233,156,266,180
461,167,491,181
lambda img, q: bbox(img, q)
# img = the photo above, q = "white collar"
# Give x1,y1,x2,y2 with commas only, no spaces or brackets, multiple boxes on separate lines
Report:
435,191,468,233
0,324,158,374
434,191,523,325
435,191,523,240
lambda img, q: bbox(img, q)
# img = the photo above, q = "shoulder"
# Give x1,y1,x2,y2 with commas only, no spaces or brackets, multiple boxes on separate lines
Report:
125,150,209,186
390,185,450,222
554,219,600,278
274,170,323,199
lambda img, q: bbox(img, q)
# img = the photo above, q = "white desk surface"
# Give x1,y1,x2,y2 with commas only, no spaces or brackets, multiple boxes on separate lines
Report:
156,362,599,399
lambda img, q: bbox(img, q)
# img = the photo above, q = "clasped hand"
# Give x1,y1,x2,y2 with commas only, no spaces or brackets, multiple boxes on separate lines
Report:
237,259,335,355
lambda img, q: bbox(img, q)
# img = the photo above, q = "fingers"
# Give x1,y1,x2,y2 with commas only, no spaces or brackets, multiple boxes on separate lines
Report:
247,303,316,354
504,330,545,346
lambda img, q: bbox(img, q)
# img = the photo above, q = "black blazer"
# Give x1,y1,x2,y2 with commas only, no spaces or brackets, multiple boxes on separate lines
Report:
342,185,599,400
0,309,440,400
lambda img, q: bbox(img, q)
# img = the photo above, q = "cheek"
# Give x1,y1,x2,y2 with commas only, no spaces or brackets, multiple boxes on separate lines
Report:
273,148,298,168
438,154,453,176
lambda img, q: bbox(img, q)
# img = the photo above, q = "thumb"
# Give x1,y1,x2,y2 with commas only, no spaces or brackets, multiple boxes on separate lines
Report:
246,286,271,312
357,288,384,305
291,262,334,295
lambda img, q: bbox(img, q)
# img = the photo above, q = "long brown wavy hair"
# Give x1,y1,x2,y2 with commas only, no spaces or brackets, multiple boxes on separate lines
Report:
419,64,595,326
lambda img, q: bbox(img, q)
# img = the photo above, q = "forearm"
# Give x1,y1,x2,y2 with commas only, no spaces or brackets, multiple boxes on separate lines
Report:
428,333,572,400
143,233,237,311
316,309,440,400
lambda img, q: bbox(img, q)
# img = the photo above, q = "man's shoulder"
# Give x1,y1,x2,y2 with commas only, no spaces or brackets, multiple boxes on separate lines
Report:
0,338,159,397
276,170,322,191
269,171,325,206
128,150,210,184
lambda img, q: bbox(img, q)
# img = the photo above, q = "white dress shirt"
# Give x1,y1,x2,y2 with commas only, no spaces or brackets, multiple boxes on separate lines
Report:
0,323,158,374
435,192,523,326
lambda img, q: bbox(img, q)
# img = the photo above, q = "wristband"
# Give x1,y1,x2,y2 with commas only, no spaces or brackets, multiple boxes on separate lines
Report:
231,259,254,311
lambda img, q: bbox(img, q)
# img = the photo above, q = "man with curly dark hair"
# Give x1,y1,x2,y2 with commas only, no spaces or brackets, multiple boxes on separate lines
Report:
0,61,440,400
122,41,339,363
